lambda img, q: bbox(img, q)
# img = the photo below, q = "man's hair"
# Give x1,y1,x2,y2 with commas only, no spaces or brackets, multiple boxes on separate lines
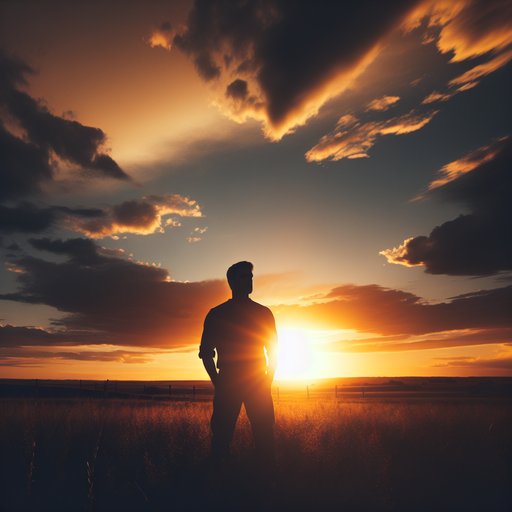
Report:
227,261,253,289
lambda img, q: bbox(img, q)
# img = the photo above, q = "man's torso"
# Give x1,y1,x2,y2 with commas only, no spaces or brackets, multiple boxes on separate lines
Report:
201,299,277,373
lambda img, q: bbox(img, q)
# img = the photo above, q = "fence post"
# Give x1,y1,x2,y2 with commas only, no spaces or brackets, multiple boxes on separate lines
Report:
35,379,38,397
193,385,196,397
307,385,309,399
115,381,117,393
169,385,171,396
362,387,364,398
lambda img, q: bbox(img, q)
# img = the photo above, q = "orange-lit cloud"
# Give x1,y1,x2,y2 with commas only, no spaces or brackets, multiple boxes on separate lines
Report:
146,21,174,51
418,136,509,195
66,194,202,238
365,95,400,111
449,47,512,85
170,1,419,140
167,0,512,147
381,137,512,275
313,328,512,353
305,110,438,162
273,284,512,337
433,1,512,62
407,1,512,103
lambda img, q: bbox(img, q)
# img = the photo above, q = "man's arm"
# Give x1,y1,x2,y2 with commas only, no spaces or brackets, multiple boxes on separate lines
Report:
202,354,219,387
198,311,219,386
265,309,278,383
266,345,277,383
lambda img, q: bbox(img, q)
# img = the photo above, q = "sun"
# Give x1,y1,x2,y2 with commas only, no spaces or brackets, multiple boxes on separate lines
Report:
275,328,314,379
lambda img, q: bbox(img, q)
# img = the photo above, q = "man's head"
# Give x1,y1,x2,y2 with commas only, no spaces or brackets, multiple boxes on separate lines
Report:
227,261,254,297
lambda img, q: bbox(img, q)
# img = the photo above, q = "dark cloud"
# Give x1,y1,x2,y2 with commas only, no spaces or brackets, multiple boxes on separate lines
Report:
173,0,418,136
226,79,248,100
430,355,512,370
0,344,157,365
0,51,131,202
0,238,228,348
0,123,53,201
0,195,201,238
381,137,512,276
0,202,104,234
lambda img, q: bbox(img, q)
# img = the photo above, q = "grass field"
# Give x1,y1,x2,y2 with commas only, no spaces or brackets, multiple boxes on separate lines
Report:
1,397,511,512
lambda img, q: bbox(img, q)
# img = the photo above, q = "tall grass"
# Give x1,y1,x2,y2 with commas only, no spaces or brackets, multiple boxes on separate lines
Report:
0,398,510,511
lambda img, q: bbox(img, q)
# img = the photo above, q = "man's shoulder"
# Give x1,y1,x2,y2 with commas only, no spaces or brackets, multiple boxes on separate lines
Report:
207,300,232,317
248,299,273,315
207,299,273,316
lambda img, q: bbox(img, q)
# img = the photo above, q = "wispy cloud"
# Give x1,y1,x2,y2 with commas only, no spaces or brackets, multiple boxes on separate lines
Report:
365,95,400,112
430,354,512,370
305,110,438,162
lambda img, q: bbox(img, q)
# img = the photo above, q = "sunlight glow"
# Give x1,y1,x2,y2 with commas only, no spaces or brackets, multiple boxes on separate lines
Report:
276,329,315,379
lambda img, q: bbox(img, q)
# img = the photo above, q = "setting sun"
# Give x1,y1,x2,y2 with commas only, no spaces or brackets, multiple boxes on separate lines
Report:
275,329,316,379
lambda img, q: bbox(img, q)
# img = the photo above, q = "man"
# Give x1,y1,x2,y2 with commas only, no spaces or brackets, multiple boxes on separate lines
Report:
199,261,278,469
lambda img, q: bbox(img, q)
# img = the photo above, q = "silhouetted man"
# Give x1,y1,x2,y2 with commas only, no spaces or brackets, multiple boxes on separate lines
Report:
199,261,278,470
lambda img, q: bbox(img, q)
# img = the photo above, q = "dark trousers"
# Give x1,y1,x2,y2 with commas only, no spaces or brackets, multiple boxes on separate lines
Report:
211,370,275,468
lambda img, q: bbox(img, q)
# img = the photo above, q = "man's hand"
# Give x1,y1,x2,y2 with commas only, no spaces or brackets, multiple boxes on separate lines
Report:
202,356,219,387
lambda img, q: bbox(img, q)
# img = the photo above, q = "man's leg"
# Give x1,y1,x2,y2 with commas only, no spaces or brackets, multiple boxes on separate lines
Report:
211,375,242,461
244,377,276,471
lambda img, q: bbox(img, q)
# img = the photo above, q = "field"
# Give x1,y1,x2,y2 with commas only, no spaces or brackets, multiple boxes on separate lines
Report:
1,394,511,512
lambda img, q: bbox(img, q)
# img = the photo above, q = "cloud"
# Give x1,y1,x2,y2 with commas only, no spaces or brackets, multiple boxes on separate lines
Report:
448,47,512,86
430,354,512,370
0,345,158,366
314,328,512,353
365,95,400,111
274,283,512,337
381,137,512,275
146,21,174,51
405,1,512,103
305,109,438,162
0,51,131,203
65,195,202,238
171,0,420,139
431,0,512,62
0,237,229,349
169,0,512,147
0,194,203,238
0,202,103,235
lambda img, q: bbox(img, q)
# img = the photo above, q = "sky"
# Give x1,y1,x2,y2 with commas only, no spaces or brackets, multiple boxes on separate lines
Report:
0,0,511,381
